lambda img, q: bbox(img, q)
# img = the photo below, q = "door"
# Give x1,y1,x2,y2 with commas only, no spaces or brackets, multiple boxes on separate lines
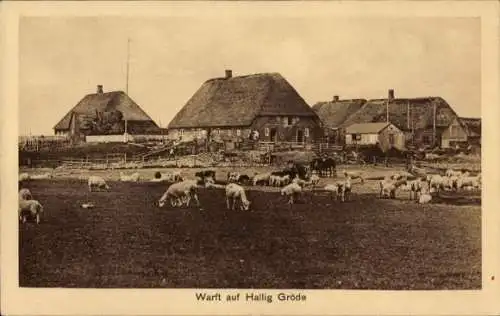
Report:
297,129,304,143
270,128,277,142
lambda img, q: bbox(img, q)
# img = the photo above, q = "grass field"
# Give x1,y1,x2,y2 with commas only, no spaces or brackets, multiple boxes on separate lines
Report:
19,175,481,289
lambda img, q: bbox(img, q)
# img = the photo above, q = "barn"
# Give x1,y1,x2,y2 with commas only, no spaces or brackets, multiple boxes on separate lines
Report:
167,70,323,150
312,96,366,144
345,122,405,152
313,89,460,149
441,117,481,151
53,85,161,140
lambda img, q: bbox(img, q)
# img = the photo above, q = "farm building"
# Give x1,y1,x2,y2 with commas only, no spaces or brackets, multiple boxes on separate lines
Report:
312,96,366,144
345,122,405,152
167,70,323,150
53,85,162,141
340,89,459,148
314,89,460,148
441,117,481,150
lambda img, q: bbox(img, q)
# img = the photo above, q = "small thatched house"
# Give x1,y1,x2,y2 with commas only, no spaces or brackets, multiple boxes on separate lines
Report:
345,122,405,152
338,89,459,148
167,70,323,150
441,117,481,150
312,96,366,144
53,85,160,139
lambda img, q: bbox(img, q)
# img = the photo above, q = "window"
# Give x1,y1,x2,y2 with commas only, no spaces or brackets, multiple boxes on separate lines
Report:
353,133,361,141
265,128,270,137
422,135,431,144
236,129,241,136
179,129,184,137
389,134,395,145
304,128,309,137
287,117,293,126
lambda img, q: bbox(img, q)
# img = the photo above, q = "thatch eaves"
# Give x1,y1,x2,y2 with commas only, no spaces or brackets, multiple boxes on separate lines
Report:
312,99,366,129
167,72,318,129
54,91,158,130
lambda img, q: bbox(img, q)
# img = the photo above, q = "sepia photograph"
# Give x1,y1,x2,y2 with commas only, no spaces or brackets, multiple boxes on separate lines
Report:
2,1,500,315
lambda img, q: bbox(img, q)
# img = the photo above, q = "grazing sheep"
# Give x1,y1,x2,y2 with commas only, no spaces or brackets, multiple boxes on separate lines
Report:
158,180,200,208
457,175,481,190
445,169,463,178
19,173,30,181
280,182,303,205
273,175,290,187
428,174,448,193
88,176,110,192
253,173,271,186
19,188,33,201
225,183,251,211
379,179,407,199
19,199,44,224
343,170,364,184
324,183,340,200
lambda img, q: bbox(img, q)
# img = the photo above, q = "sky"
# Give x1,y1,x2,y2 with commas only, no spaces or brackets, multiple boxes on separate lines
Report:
19,15,481,136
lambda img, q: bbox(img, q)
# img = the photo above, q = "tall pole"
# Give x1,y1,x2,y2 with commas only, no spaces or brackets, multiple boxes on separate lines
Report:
433,101,437,147
407,100,410,129
124,37,130,137
386,99,389,123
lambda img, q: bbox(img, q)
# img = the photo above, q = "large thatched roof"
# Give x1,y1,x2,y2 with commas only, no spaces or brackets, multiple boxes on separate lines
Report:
312,99,366,129
168,72,317,129
340,97,459,132
54,90,158,130
458,117,481,137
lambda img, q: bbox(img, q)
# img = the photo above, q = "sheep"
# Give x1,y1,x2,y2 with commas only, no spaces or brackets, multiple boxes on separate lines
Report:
309,174,320,186
158,180,200,208
343,170,364,184
407,179,424,200
324,183,340,200
457,175,481,190
253,173,271,186
225,183,251,211
30,172,53,180
195,170,216,182
19,199,44,224
268,175,278,187
120,172,140,182
19,173,30,181
19,188,33,201
445,169,463,178
237,174,250,184
280,182,303,205
274,175,290,187
88,176,110,192
379,179,407,199
418,192,432,204
162,171,183,183
428,174,448,193
336,176,352,202
292,177,307,187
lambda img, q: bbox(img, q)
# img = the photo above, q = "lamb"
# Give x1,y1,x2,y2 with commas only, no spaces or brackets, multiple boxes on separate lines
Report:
379,179,407,199
120,172,140,182
343,170,364,184
225,183,251,211
158,180,200,208
19,188,33,201
253,173,271,186
88,176,110,192
280,182,303,205
19,199,44,224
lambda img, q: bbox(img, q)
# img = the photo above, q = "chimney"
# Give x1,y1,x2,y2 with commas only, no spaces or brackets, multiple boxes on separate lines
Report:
388,89,395,101
225,69,232,79
97,85,103,94
333,95,339,102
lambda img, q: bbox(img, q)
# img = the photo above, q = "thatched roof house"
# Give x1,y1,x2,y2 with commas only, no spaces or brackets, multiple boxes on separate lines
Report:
441,116,481,149
54,85,160,136
168,71,318,129
458,117,481,137
168,70,323,145
312,96,366,129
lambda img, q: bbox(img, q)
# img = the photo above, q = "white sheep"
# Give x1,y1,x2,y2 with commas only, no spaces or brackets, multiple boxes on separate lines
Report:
280,182,303,204
19,199,44,224
418,193,432,204
19,173,30,181
343,170,364,184
445,169,463,178
457,175,481,190
30,172,53,180
253,173,271,186
158,180,200,208
274,175,290,187
88,176,110,192
19,188,33,201
225,183,251,211
324,183,340,200
227,171,241,183
309,174,320,186
379,179,407,199
428,174,446,193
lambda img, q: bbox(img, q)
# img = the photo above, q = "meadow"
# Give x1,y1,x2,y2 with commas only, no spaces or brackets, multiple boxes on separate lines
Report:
19,170,481,289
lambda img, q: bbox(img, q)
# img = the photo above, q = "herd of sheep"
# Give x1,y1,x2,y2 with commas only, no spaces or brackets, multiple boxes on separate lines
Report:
17,163,481,225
